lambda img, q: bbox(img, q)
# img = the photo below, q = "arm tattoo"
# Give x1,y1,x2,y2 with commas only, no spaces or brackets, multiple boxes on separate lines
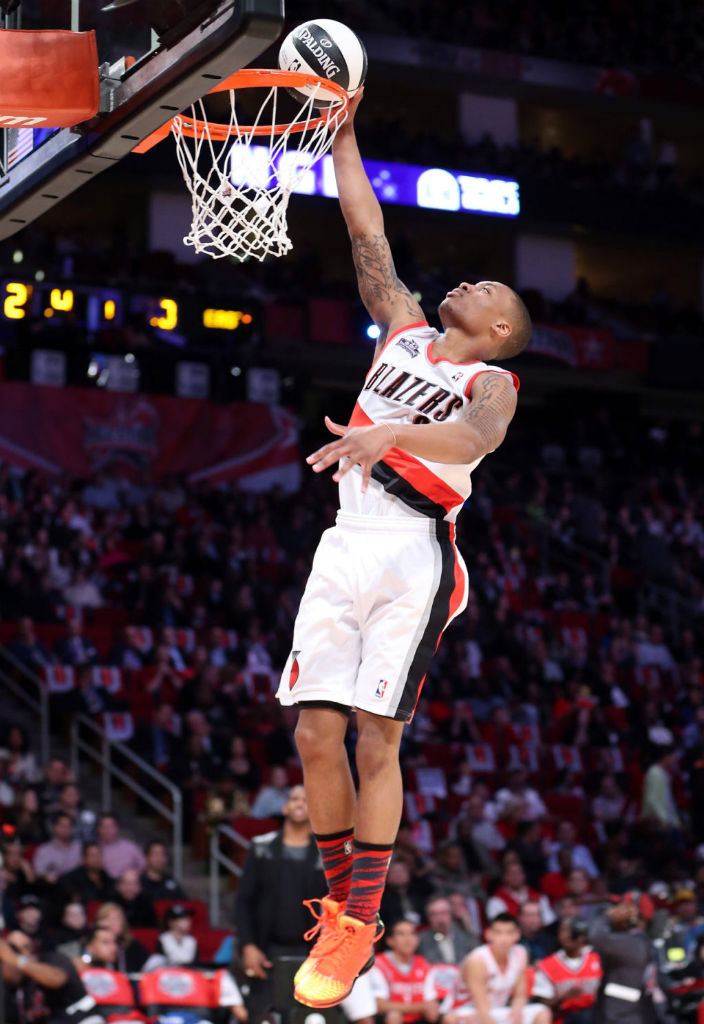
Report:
350,231,424,323
463,373,517,450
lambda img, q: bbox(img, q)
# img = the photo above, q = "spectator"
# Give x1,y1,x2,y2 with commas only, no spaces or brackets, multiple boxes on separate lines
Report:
155,904,198,966
518,900,556,964
665,888,704,956
63,568,102,609
532,917,602,1024
380,858,432,929
369,919,439,1024
591,775,628,824
430,842,484,901
547,822,599,879
6,617,52,671
113,869,157,928
10,786,46,843
486,860,556,926
97,815,146,879
53,620,98,667
108,626,146,670
57,785,96,843
15,894,48,952
494,767,547,822
93,903,149,972
139,840,186,903
38,760,72,818
641,745,682,831
33,813,82,882
417,896,477,965
450,793,505,855
77,925,118,968
223,735,260,794
510,821,549,889
0,726,40,785
1,842,35,918
0,755,16,806
249,766,290,819
60,843,114,905
52,903,88,960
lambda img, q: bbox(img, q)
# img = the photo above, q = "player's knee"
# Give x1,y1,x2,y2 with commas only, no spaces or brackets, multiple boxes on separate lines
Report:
355,724,400,780
536,1009,553,1024
294,718,337,762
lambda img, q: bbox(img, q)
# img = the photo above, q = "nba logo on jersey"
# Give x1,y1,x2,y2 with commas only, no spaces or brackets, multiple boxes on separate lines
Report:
375,679,388,698
451,371,463,383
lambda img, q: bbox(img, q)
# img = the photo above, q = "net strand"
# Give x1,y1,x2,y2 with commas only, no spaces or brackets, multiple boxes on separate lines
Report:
172,80,346,262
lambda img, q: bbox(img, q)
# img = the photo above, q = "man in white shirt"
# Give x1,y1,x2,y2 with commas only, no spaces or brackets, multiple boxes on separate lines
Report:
493,768,547,823
443,914,551,1024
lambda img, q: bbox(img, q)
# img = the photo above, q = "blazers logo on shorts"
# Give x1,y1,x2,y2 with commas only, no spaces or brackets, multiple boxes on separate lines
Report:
289,651,301,690
375,678,388,699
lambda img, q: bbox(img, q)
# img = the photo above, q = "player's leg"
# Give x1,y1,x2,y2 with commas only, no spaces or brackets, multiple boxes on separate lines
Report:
344,710,404,920
295,704,357,897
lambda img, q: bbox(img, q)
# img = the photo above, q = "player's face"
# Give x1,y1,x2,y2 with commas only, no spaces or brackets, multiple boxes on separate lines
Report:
389,922,419,957
487,921,520,956
438,281,512,350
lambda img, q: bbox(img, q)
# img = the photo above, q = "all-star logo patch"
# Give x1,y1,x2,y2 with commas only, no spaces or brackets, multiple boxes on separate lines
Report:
289,651,301,690
396,336,419,358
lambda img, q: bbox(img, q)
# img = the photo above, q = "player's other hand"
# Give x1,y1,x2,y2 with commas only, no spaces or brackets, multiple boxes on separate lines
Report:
307,415,394,492
241,943,272,978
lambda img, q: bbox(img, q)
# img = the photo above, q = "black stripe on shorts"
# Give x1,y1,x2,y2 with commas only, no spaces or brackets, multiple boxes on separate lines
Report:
393,520,456,722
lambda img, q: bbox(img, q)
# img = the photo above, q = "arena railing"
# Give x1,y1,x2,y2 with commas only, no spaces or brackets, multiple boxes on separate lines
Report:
208,823,249,926
70,714,183,881
0,646,50,766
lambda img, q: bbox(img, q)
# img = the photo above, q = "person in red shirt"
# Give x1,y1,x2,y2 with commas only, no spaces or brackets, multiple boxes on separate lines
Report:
369,920,439,1024
531,918,602,1024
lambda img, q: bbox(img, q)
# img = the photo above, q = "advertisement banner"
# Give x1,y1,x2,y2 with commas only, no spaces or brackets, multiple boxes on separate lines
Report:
0,382,301,491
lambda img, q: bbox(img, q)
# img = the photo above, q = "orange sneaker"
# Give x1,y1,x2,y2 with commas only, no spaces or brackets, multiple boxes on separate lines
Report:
294,896,346,987
294,913,384,1008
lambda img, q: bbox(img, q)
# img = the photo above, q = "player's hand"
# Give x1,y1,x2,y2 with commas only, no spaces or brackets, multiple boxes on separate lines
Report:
333,87,364,130
306,415,395,492
241,943,272,979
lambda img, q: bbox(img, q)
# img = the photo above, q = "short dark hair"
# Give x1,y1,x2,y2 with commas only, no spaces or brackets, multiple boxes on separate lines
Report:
500,290,532,358
85,924,113,945
389,918,417,935
145,840,165,855
52,812,72,827
82,841,100,855
489,912,519,928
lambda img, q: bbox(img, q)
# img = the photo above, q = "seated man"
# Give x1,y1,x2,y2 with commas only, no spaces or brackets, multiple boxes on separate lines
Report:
442,913,551,1024
369,920,439,1024
532,918,602,1024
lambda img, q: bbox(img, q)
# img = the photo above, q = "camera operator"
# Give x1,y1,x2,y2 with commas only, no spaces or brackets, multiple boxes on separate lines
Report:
588,900,660,1024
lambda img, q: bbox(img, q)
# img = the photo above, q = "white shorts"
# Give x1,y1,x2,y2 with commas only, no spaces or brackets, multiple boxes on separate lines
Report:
341,971,377,1021
276,511,468,722
449,1004,544,1024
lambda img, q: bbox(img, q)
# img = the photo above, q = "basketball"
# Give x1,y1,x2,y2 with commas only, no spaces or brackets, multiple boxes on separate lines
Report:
278,19,367,109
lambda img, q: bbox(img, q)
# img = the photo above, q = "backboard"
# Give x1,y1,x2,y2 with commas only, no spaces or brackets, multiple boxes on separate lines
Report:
0,0,284,238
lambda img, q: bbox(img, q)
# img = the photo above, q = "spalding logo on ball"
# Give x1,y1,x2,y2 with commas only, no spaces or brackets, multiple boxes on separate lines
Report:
278,19,368,108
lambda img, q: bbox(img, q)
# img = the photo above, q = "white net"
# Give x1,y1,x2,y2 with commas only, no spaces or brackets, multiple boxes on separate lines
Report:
172,79,346,262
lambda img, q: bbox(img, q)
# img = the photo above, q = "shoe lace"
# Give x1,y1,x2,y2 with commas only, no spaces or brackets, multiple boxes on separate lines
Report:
302,899,336,944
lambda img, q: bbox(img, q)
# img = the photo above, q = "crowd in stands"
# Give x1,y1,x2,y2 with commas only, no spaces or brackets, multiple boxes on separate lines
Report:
303,0,704,82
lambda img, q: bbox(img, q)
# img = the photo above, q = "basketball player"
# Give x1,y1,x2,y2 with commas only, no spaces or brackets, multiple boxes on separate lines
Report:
445,914,551,1024
276,89,532,1009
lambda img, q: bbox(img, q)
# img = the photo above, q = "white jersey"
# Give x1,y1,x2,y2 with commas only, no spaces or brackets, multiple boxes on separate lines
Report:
339,321,519,523
466,943,527,1009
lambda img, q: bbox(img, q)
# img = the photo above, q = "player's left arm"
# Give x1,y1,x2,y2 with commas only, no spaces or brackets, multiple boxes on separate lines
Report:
307,371,517,491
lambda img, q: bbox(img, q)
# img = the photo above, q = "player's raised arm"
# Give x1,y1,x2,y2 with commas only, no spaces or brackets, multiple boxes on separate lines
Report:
332,91,424,354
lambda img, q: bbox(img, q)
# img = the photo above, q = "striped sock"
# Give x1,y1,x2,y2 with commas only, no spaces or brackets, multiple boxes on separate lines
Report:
315,829,354,903
344,840,394,924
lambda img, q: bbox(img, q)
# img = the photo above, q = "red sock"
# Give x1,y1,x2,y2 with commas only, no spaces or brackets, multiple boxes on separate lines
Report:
315,829,354,903
344,841,393,924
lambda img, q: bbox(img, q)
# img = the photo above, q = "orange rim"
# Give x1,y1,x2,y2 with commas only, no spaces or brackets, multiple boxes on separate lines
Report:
133,68,349,153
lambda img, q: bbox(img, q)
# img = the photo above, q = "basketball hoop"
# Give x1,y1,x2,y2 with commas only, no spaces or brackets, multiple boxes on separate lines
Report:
134,68,349,262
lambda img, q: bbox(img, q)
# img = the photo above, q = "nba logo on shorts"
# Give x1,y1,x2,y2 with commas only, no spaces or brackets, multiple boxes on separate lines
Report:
375,678,388,699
